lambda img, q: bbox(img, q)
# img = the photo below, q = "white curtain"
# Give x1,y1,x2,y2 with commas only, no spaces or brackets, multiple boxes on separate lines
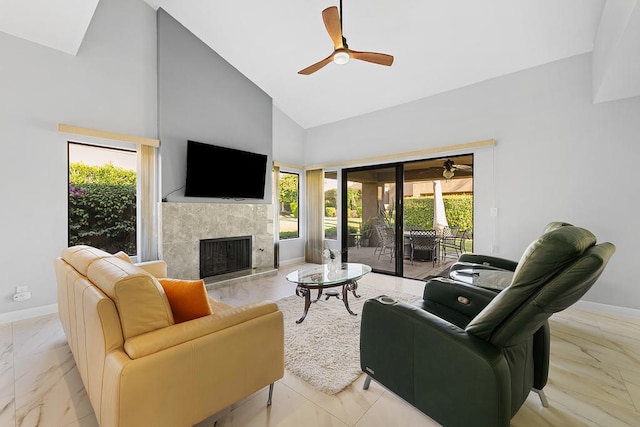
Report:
138,144,158,261
305,169,324,263
273,165,280,268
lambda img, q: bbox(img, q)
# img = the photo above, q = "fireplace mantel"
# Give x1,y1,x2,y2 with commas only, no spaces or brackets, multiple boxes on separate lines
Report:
159,202,275,282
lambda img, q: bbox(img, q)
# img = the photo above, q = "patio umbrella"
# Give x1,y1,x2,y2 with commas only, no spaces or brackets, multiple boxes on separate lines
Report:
433,180,448,234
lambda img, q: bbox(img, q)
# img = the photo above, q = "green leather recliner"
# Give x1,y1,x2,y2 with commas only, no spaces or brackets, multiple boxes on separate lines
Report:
445,221,575,403
359,224,615,427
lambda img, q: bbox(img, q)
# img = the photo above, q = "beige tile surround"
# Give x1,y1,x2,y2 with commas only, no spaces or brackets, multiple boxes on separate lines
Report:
159,202,275,280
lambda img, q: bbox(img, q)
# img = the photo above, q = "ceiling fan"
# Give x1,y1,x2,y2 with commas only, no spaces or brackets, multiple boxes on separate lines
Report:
298,0,394,75
443,159,472,179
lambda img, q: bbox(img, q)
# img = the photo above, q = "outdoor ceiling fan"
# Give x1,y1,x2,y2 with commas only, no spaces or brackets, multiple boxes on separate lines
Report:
298,0,394,75
443,159,472,179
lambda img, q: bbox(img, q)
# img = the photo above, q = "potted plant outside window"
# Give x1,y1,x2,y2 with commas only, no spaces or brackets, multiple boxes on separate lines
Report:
360,219,373,247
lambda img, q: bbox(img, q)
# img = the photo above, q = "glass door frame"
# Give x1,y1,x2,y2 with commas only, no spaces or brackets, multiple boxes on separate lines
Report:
341,163,405,277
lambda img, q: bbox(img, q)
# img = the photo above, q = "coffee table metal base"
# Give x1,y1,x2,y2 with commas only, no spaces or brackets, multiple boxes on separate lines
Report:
294,279,361,324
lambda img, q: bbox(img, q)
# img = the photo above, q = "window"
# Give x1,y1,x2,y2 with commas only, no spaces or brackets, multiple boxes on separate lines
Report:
278,171,299,240
68,142,138,256
324,171,338,239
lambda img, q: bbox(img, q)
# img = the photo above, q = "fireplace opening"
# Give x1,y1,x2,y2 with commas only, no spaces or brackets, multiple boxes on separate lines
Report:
200,236,252,279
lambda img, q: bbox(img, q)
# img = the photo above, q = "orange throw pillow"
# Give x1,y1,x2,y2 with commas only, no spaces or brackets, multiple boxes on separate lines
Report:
158,278,212,323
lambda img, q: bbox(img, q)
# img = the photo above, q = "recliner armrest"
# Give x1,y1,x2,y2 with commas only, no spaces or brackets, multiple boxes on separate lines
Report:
455,254,518,271
417,277,497,327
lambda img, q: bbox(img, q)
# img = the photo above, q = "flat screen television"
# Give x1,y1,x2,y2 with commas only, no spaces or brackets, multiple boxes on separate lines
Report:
184,140,268,199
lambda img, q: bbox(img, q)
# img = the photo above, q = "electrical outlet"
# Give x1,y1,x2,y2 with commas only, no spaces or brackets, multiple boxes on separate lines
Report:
13,292,31,302
16,285,28,293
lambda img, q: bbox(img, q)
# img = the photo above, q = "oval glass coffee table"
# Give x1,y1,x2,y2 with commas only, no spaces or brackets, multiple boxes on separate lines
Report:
285,263,372,324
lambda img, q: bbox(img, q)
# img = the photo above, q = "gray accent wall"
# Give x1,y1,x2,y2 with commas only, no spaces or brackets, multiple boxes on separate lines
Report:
157,8,273,204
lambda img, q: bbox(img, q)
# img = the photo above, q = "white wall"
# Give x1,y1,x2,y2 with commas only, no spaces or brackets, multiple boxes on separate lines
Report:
305,53,640,311
273,106,306,264
592,0,640,103
0,0,157,316
273,106,306,166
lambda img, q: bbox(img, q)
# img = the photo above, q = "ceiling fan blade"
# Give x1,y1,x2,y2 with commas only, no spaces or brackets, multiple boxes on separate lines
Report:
322,6,344,49
298,53,334,75
454,165,472,170
350,50,394,66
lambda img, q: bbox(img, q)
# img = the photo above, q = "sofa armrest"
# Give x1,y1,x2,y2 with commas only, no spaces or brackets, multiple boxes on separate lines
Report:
134,260,167,278
124,300,279,359
455,254,518,271
360,298,511,427
102,300,284,426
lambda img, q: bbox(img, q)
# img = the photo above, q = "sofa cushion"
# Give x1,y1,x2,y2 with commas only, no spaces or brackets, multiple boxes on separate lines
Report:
112,251,133,263
208,298,233,312
134,260,168,278
158,278,213,323
87,257,175,339
62,245,113,276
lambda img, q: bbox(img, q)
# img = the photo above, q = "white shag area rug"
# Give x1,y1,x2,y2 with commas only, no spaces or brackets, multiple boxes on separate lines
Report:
276,284,419,395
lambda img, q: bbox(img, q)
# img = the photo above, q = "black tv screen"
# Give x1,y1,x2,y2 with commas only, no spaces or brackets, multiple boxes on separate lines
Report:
184,140,268,199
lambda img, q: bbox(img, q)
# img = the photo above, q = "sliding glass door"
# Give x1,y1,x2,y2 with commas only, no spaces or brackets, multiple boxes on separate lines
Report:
402,155,474,279
342,165,403,275
342,154,474,279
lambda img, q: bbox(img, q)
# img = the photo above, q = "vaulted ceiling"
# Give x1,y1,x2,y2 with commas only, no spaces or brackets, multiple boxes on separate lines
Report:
1,0,638,129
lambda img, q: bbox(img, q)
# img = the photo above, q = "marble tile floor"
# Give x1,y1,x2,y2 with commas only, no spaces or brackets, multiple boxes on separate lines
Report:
1,263,639,426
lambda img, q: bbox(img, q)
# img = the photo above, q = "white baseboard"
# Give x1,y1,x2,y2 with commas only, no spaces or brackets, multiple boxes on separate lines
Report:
574,300,640,320
0,304,58,325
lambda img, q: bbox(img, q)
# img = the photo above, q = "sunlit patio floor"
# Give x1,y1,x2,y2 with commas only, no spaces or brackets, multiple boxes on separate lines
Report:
345,246,459,280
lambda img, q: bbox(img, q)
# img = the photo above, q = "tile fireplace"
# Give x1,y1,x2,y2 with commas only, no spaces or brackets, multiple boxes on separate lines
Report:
159,202,274,281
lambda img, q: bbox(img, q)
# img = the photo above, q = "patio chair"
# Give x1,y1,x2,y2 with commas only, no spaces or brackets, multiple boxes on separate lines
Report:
441,228,468,259
374,225,395,261
441,226,458,241
409,229,439,266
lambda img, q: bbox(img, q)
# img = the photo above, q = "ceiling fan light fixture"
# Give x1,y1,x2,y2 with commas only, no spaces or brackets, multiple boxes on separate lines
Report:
333,50,350,65
443,159,455,179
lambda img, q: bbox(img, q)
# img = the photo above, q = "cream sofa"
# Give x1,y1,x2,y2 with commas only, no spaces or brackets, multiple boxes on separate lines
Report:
54,245,284,427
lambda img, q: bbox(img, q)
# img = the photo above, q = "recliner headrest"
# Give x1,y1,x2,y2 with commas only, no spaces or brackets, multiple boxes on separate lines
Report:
543,221,573,234
489,242,615,347
465,226,596,341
